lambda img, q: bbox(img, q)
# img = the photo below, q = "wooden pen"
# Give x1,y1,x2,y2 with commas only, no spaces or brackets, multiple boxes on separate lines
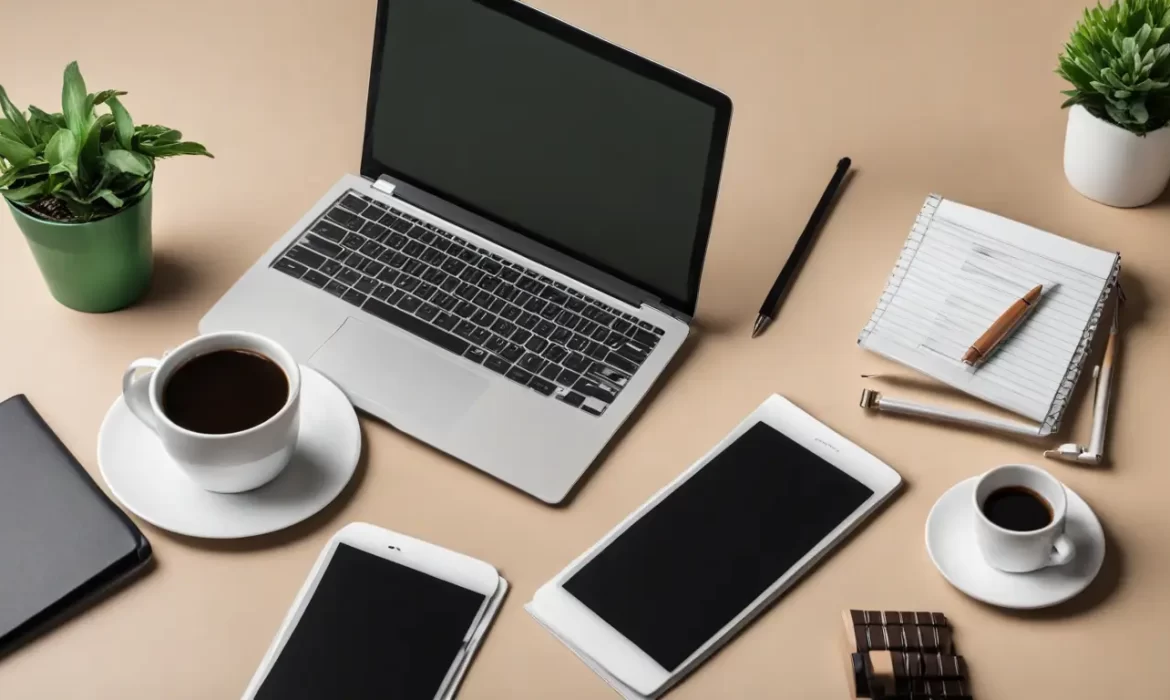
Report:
962,284,1043,365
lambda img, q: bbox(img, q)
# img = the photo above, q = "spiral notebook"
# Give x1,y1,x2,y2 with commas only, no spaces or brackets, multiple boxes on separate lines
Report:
858,195,1120,435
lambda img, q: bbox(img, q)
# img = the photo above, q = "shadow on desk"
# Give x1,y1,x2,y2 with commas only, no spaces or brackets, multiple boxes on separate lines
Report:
156,430,371,553
976,523,1124,621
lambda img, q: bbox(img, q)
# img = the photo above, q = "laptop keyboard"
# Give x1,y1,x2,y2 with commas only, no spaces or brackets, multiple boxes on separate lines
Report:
271,190,665,417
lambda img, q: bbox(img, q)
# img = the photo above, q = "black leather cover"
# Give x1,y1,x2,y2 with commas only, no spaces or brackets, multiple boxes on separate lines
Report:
0,394,152,652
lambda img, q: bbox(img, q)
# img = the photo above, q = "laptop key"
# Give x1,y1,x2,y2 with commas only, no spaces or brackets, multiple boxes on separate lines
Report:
389,218,412,233
519,352,545,373
325,207,362,229
433,292,458,311
362,298,470,356
403,260,424,276
540,363,562,381
360,220,388,240
342,289,366,306
511,328,532,345
460,267,484,285
479,258,502,274
488,298,506,313
320,260,342,277
500,305,521,321
420,247,440,264
337,269,362,285
479,276,501,293
550,327,572,344
473,290,494,308
484,355,510,374
506,367,533,385
324,280,348,297
464,347,487,365
540,287,568,305
387,233,407,249
364,260,385,276
563,353,591,373
612,318,632,334
304,234,343,258
434,312,458,331
606,352,638,374
455,283,477,301
397,294,422,313
485,335,508,354
394,276,419,293
422,266,446,284
589,363,631,387
577,319,598,335
556,310,580,330
342,234,365,250
274,258,307,277
516,276,541,293
340,194,367,213
469,327,491,345
471,310,495,326
501,343,525,362
373,283,395,300
591,326,610,342
558,391,586,407
586,342,609,361
441,276,460,292
303,269,330,287
416,283,436,301
542,344,568,363
517,312,539,330
455,301,476,318
558,367,583,385
360,241,385,258
354,276,378,294
574,377,618,404
377,268,400,284
528,376,556,396
614,340,650,364
501,268,521,283
404,240,425,257
567,334,590,352
631,328,660,347
311,221,346,242
539,303,560,320
492,319,517,337
535,320,556,337
417,303,439,322
525,336,548,353
565,297,587,312
454,320,476,339
286,246,325,268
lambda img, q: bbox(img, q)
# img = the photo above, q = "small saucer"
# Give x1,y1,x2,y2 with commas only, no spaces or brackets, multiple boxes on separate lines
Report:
925,477,1105,609
98,366,361,539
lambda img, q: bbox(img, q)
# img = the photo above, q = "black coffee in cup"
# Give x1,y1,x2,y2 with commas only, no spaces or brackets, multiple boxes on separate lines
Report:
162,349,289,435
981,486,1052,532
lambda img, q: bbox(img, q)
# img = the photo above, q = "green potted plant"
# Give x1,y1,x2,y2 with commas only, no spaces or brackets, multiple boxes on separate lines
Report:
1058,0,1170,207
0,62,210,312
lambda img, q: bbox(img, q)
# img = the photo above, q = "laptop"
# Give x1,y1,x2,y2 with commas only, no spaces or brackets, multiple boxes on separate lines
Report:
200,0,732,504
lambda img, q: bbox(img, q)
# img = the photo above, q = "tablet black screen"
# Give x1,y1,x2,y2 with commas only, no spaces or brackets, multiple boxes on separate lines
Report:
563,422,874,671
255,544,486,700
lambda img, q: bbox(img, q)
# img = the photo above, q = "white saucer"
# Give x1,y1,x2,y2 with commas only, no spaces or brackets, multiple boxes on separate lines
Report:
925,477,1105,610
98,366,361,539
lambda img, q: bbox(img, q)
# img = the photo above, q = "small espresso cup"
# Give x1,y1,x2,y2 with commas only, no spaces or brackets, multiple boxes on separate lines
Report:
121,331,301,493
973,464,1076,573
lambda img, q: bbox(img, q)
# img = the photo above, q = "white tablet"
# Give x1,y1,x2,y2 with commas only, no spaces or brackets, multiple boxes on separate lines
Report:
530,395,901,697
243,522,504,700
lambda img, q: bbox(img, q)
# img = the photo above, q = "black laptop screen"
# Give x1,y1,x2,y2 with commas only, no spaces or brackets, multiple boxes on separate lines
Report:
363,0,729,314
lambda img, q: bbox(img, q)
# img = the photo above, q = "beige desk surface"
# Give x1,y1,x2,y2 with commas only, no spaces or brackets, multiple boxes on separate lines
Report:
1,0,1167,697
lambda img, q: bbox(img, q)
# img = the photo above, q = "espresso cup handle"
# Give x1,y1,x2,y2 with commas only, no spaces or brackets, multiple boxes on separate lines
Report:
122,358,161,435
1049,533,1076,567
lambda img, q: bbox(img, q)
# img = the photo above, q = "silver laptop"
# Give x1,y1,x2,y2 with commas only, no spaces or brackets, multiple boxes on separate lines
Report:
200,0,732,504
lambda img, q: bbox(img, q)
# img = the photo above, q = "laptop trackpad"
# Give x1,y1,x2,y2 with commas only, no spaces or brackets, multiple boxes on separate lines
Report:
308,317,489,431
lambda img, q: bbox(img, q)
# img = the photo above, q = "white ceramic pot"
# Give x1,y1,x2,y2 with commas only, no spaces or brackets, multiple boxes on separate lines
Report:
1064,103,1170,207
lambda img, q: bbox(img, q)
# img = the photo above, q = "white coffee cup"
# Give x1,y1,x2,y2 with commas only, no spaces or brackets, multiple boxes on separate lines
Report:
973,464,1076,573
121,331,301,493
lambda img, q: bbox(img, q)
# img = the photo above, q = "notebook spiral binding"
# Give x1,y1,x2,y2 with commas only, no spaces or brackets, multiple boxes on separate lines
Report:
858,194,1120,436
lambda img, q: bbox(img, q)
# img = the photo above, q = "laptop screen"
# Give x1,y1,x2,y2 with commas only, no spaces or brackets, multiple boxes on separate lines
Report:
362,0,730,315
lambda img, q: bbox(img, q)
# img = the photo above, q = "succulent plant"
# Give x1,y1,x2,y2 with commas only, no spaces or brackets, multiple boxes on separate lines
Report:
0,62,211,222
1058,0,1170,134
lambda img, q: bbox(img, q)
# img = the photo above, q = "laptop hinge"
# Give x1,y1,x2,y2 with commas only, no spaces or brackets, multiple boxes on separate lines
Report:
648,300,691,324
372,176,396,197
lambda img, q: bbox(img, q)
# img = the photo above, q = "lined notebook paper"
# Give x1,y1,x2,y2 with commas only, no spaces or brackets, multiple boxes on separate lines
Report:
858,195,1120,434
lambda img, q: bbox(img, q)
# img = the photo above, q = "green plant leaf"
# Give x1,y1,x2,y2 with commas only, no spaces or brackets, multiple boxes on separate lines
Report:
1106,101,1130,123
91,89,126,106
106,96,133,150
61,62,90,139
0,86,34,147
0,134,35,167
94,189,123,208
3,180,47,203
1133,101,1150,122
0,119,21,143
103,149,151,176
27,105,64,128
1061,95,1081,108
138,140,213,158
1137,23,1153,50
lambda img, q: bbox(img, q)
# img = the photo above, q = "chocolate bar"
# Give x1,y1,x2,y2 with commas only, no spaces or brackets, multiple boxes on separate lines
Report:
844,610,954,653
848,652,967,698
874,679,972,699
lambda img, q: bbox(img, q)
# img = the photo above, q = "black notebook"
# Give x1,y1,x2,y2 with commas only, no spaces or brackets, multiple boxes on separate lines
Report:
0,394,152,652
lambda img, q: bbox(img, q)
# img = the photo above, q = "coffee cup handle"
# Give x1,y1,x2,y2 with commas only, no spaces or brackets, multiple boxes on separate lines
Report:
122,358,161,435
1048,533,1076,567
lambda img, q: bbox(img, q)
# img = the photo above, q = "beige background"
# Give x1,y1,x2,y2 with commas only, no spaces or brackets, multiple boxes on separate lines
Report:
0,0,1165,697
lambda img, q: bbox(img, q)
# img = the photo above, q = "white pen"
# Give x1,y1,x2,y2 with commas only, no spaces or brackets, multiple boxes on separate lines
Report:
1045,306,1119,465
859,388,1047,438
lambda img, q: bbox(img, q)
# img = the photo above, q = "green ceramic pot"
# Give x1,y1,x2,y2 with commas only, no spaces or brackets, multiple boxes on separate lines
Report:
8,190,152,313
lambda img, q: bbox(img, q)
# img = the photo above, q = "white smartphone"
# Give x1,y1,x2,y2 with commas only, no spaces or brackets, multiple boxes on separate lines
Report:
243,522,503,700
530,395,902,697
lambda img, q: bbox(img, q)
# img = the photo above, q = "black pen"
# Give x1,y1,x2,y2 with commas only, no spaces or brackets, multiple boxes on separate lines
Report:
752,157,852,338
